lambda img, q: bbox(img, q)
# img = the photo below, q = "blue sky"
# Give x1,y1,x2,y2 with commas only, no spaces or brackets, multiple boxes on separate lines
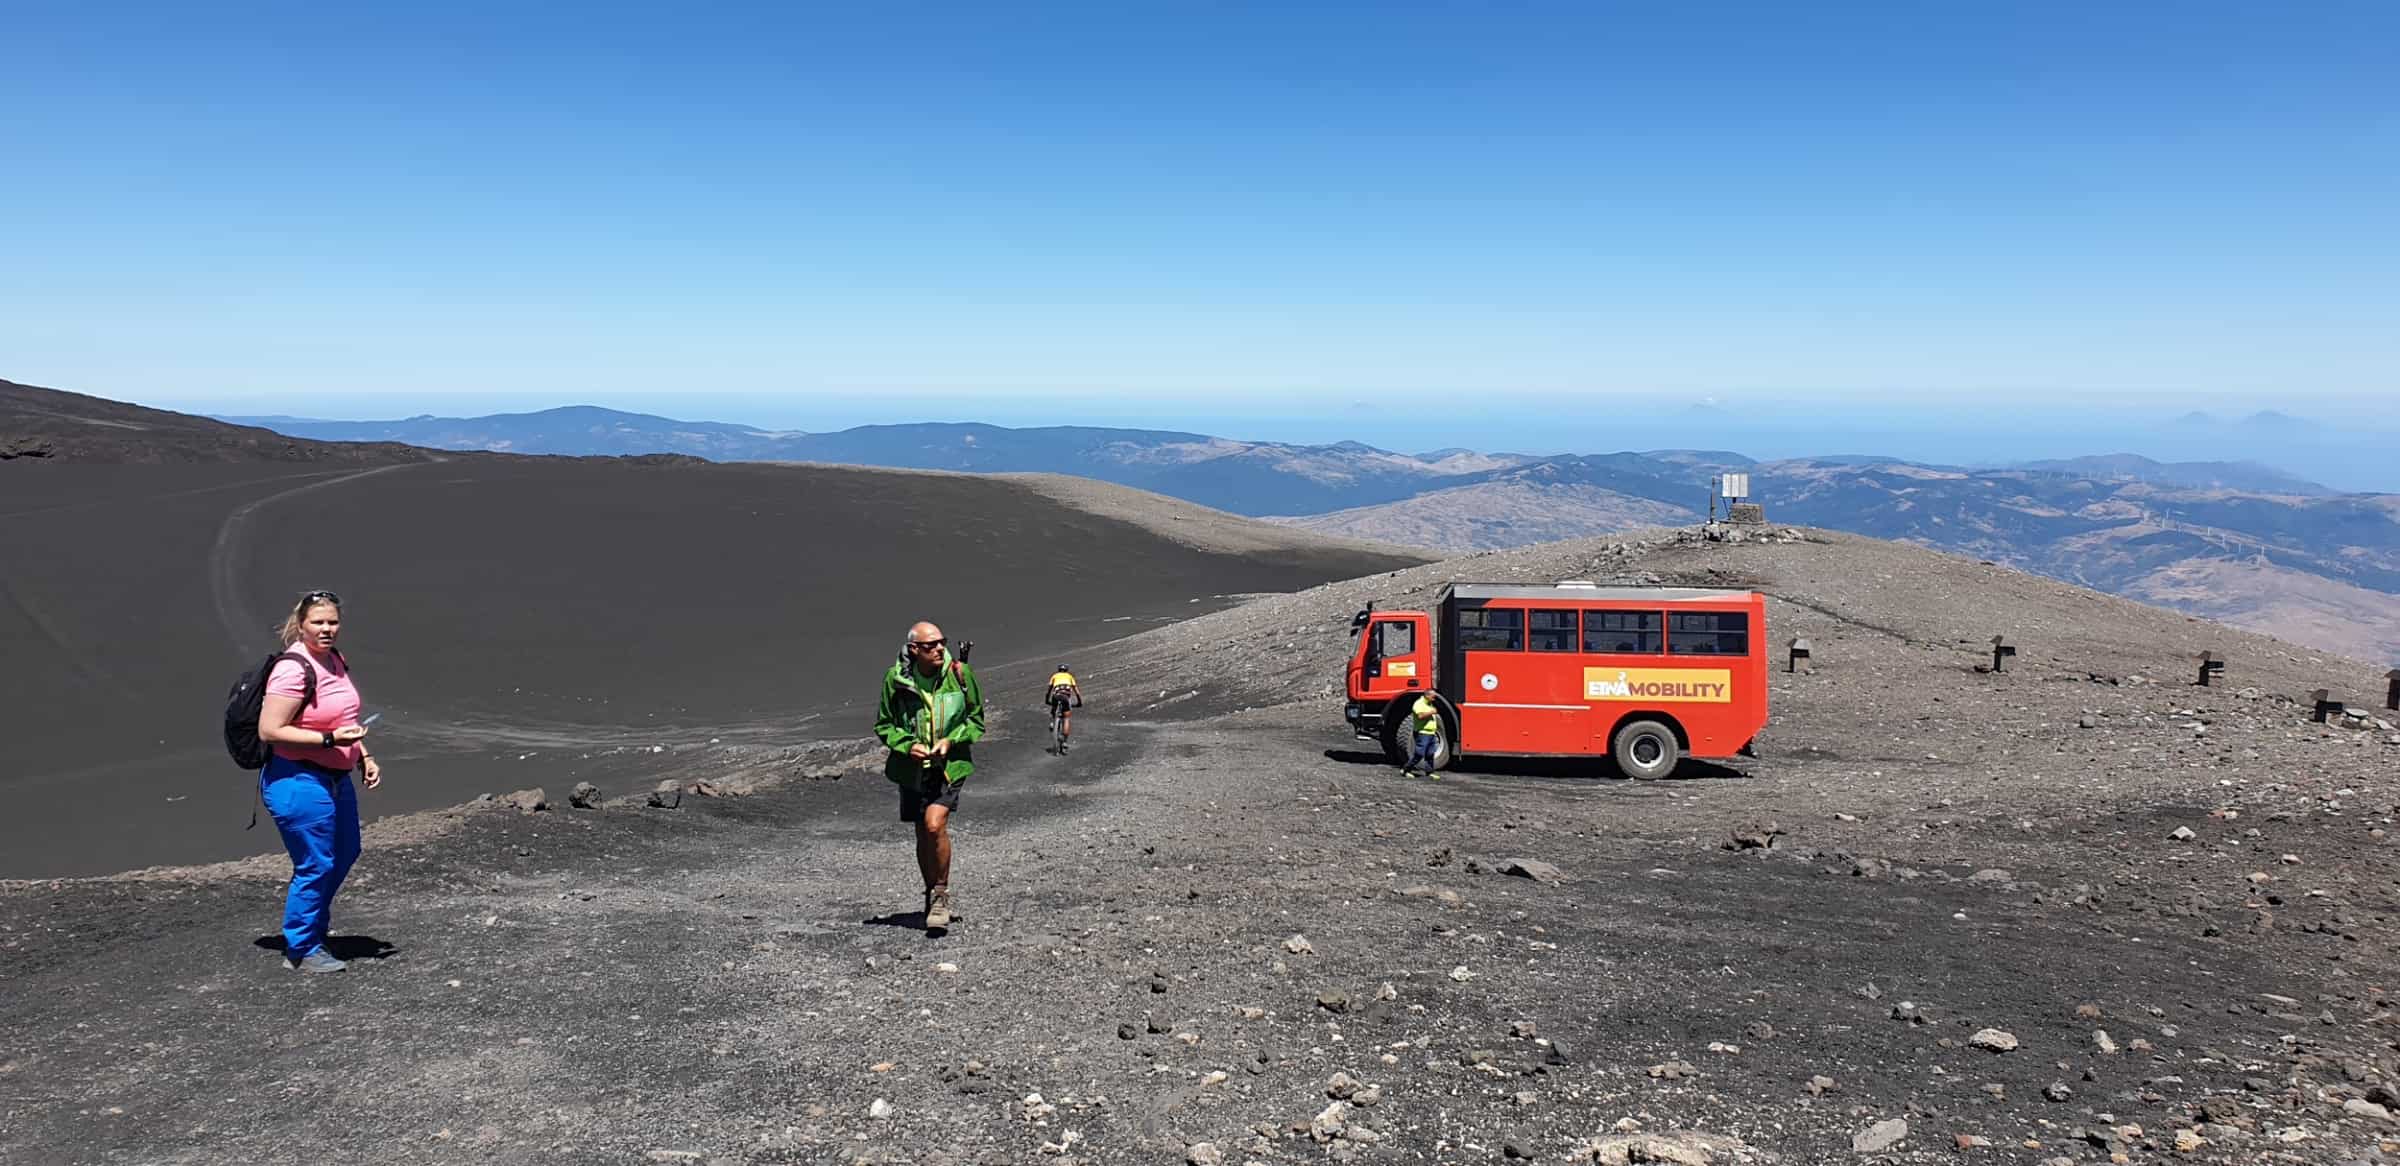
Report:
3,1,2395,459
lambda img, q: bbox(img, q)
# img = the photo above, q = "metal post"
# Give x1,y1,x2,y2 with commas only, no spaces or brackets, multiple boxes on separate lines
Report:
2311,689,2340,724
2196,651,2224,687
1788,637,1813,674
2385,670,2399,712
1990,636,2015,672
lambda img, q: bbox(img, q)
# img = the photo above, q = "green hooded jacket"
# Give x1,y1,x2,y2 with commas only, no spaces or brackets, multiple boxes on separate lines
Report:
873,646,985,784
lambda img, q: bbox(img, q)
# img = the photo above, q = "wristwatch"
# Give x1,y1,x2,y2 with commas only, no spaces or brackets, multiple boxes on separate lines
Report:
320,730,336,748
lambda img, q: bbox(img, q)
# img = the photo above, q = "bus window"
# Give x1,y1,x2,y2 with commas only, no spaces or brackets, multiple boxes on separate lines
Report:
1456,608,1523,651
1583,610,1663,653
1375,621,1415,658
1668,610,1750,655
1528,610,1578,652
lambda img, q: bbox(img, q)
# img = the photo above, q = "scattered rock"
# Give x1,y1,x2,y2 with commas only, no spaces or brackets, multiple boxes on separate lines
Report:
568,781,603,808
868,1098,895,1120
1852,1118,1907,1153
2044,1082,2074,1102
1185,1143,1224,1166
1807,1075,1838,1096
1579,1132,1744,1166
1309,1100,1351,1143
1326,1072,1362,1100
1498,858,1567,884
1969,1028,2019,1053
1724,824,1783,850
646,780,683,809
2170,826,2196,841
1646,1060,1697,1080
501,787,548,813
1315,992,1350,1014
1283,934,1314,955
2343,1098,2394,1121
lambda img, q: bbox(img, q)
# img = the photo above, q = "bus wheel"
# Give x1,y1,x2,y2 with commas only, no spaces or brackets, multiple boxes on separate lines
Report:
1610,719,1680,780
1378,713,1408,765
1383,698,1454,771
1426,722,1455,771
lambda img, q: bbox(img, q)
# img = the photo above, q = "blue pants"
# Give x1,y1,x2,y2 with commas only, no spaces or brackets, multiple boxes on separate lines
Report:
260,757,361,959
1410,732,1440,769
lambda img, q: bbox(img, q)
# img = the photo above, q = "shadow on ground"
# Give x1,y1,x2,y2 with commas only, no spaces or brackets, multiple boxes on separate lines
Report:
249,934,401,961
1321,747,1750,782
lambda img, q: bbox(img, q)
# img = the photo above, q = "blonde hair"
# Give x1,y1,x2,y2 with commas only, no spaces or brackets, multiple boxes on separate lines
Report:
277,591,341,647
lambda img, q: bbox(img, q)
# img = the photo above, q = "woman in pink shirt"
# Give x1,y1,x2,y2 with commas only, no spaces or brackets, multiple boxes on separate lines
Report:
255,590,381,973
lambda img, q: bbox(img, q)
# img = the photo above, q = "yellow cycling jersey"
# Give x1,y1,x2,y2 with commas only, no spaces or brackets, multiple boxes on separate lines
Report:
1048,671,1077,690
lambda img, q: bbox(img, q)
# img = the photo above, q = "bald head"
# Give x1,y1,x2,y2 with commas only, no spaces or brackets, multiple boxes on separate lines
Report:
905,621,946,675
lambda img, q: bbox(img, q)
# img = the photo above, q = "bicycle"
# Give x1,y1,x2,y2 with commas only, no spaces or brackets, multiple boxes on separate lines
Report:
1051,690,1089,758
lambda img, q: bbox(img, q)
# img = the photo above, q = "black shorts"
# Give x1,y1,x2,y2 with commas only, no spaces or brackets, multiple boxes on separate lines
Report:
898,773,963,823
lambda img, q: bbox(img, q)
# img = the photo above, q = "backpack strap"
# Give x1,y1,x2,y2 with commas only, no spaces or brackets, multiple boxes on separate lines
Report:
277,651,320,710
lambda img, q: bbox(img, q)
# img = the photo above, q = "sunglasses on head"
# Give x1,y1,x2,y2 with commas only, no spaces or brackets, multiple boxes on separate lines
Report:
300,590,341,607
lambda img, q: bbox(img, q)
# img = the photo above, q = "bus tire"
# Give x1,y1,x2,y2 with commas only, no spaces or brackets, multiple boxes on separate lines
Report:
1378,711,1408,765
1610,718,1680,780
1382,696,1455,771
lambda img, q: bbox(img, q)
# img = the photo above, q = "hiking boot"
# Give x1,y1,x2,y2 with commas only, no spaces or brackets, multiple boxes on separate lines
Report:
284,949,347,974
925,886,954,929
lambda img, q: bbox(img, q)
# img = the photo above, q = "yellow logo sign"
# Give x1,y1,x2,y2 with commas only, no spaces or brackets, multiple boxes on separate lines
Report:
1385,661,1417,677
1584,667,1732,703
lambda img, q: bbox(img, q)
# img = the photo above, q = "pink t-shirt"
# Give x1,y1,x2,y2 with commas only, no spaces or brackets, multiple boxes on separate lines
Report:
266,648,364,771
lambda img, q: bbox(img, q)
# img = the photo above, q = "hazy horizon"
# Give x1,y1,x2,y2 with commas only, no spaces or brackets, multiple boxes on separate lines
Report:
132,386,2399,494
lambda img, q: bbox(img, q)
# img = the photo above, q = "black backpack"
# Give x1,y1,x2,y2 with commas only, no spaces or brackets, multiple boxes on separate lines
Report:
222,650,323,770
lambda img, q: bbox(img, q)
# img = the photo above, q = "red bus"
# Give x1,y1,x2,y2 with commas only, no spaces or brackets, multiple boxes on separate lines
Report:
1343,582,1768,779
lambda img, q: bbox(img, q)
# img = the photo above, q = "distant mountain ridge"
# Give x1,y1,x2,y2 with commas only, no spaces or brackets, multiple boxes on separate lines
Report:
218,406,1502,515
35,388,2400,665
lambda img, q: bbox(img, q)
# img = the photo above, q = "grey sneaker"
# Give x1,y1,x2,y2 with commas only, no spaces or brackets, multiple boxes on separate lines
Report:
925,886,953,929
284,949,347,974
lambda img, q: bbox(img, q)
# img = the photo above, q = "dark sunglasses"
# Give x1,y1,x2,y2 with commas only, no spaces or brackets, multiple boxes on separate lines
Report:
908,638,946,650
300,590,342,607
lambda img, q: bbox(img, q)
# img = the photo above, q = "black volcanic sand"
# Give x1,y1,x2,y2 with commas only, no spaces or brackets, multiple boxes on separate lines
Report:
5,704,2395,1164
0,459,1415,877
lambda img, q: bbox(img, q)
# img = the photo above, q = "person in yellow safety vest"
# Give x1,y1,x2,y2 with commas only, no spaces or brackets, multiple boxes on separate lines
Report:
1045,665,1081,752
1400,694,1443,780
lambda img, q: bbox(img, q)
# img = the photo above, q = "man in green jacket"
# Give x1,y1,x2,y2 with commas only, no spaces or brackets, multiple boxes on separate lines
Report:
873,620,985,930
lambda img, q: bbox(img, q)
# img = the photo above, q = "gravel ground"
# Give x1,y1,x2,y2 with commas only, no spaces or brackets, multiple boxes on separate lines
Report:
6,527,2399,1165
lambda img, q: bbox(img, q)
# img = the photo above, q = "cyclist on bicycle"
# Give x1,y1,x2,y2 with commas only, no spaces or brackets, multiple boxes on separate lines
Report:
1045,665,1082,753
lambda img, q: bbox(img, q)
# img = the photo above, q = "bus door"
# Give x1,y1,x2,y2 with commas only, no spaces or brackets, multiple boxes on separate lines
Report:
1358,614,1429,703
